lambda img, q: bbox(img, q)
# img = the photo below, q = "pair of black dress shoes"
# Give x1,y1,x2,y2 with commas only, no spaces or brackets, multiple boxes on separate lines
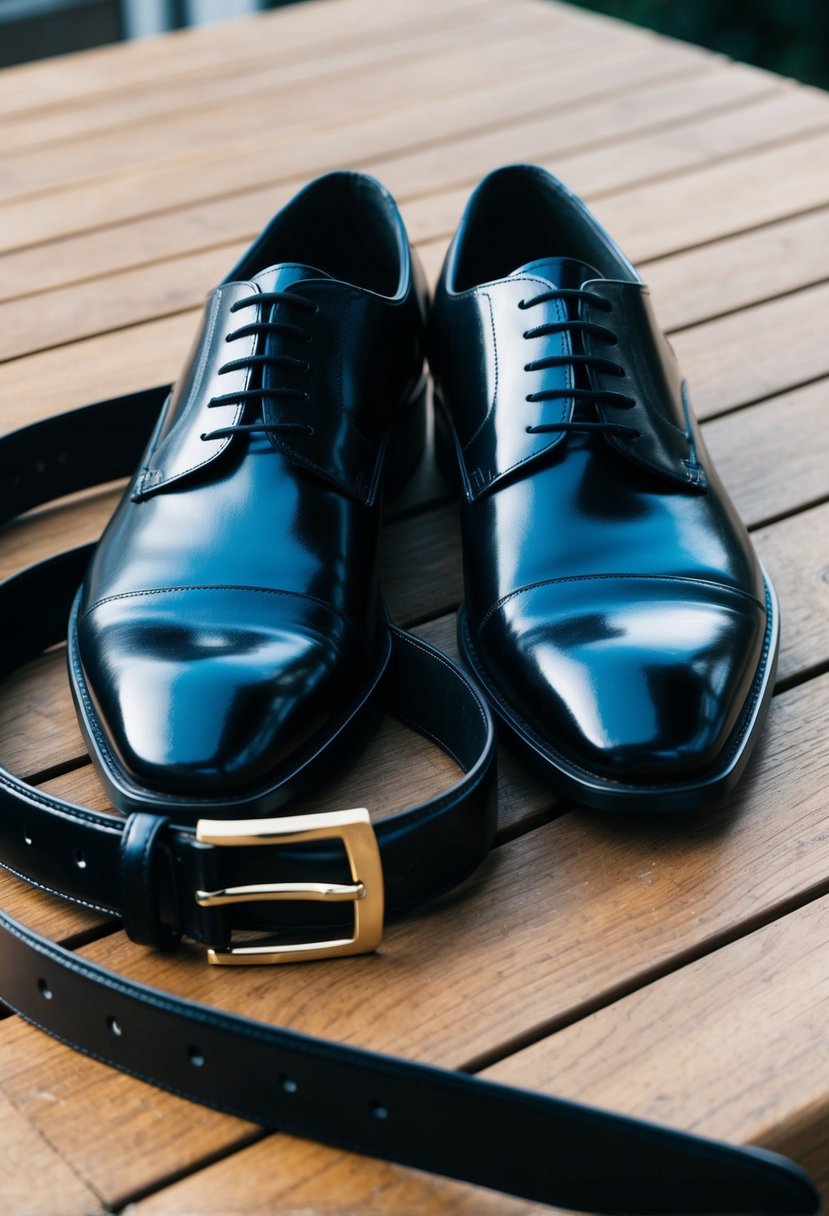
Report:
70,165,778,817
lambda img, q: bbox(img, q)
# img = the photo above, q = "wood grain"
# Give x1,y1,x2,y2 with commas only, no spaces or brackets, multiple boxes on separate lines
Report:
0,40,713,256
0,1089,101,1216
673,279,829,417
0,0,531,157
133,889,829,1214
592,124,829,262
702,380,829,527
1,0,829,1210
0,59,768,309
0,8,596,204
0,0,505,119
643,205,829,329
2,670,828,1207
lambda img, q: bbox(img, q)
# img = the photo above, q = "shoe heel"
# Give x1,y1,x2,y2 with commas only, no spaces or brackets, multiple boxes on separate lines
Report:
387,377,428,490
433,390,461,491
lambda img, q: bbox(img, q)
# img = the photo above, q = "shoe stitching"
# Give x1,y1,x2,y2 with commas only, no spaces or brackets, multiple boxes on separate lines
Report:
81,583,367,645
477,571,766,636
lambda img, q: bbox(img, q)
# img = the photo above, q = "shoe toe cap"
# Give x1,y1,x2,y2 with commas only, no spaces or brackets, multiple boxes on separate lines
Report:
76,587,364,796
478,577,767,782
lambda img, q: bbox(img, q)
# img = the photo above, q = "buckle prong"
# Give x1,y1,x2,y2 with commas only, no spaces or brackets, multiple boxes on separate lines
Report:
195,808,383,966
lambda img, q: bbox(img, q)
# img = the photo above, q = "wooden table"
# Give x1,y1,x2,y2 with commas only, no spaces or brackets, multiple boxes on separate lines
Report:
1,0,828,1210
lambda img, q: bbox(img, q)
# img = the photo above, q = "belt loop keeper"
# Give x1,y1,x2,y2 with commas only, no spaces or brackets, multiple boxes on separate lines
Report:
120,812,181,950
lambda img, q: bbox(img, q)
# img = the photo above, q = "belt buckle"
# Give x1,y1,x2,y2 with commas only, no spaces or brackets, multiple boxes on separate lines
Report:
194,808,384,965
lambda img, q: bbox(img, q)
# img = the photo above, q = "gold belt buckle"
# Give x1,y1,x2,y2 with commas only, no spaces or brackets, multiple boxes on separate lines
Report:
194,808,384,965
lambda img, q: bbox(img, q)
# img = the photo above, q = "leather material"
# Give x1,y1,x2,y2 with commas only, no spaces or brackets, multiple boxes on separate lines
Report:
0,905,819,1216
431,166,776,804
71,173,429,810
0,373,817,1216
0,388,497,946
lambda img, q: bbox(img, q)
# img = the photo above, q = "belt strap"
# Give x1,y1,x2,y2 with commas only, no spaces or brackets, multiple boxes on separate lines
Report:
0,389,819,1214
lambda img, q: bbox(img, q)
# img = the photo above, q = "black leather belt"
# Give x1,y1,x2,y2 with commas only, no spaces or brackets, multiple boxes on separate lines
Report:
0,389,820,1214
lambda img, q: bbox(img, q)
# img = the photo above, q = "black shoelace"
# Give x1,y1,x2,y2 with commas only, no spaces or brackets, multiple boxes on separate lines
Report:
200,291,318,443
519,288,639,439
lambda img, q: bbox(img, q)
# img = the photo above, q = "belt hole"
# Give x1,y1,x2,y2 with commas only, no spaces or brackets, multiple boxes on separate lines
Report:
23,832,32,846
107,1016,122,1037
370,1102,389,1120
73,848,87,870
280,1076,298,1094
187,1047,205,1068
38,978,52,1000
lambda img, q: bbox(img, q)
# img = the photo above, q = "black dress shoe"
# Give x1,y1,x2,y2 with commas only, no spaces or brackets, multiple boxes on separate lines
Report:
430,165,778,811
69,172,428,816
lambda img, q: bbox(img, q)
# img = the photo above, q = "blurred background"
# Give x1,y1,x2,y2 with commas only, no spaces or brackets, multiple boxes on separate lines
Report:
0,0,827,89
571,0,829,89
0,0,297,66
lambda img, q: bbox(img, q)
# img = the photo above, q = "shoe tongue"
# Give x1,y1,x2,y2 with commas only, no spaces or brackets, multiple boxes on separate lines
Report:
513,256,602,290
249,262,333,293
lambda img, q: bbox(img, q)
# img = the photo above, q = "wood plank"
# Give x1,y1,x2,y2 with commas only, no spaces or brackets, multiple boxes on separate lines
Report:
702,380,829,527
0,0,504,119
643,205,829,330
405,121,829,265
0,8,586,203
0,39,711,256
0,651,85,781
5,77,818,368
0,315,195,427
134,1133,534,1216
0,246,235,363
0,59,769,306
0,2,826,1208
1,668,827,1206
751,501,829,687
0,1089,102,1216
592,125,829,262
132,891,829,1214
485,893,829,1190
674,279,829,417
0,0,518,157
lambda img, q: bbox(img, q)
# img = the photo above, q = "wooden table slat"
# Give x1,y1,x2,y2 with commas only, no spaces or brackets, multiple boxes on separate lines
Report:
1,1,827,1210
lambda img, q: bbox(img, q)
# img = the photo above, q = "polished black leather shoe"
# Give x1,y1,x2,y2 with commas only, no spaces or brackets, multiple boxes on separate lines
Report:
69,172,428,816
430,165,778,811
